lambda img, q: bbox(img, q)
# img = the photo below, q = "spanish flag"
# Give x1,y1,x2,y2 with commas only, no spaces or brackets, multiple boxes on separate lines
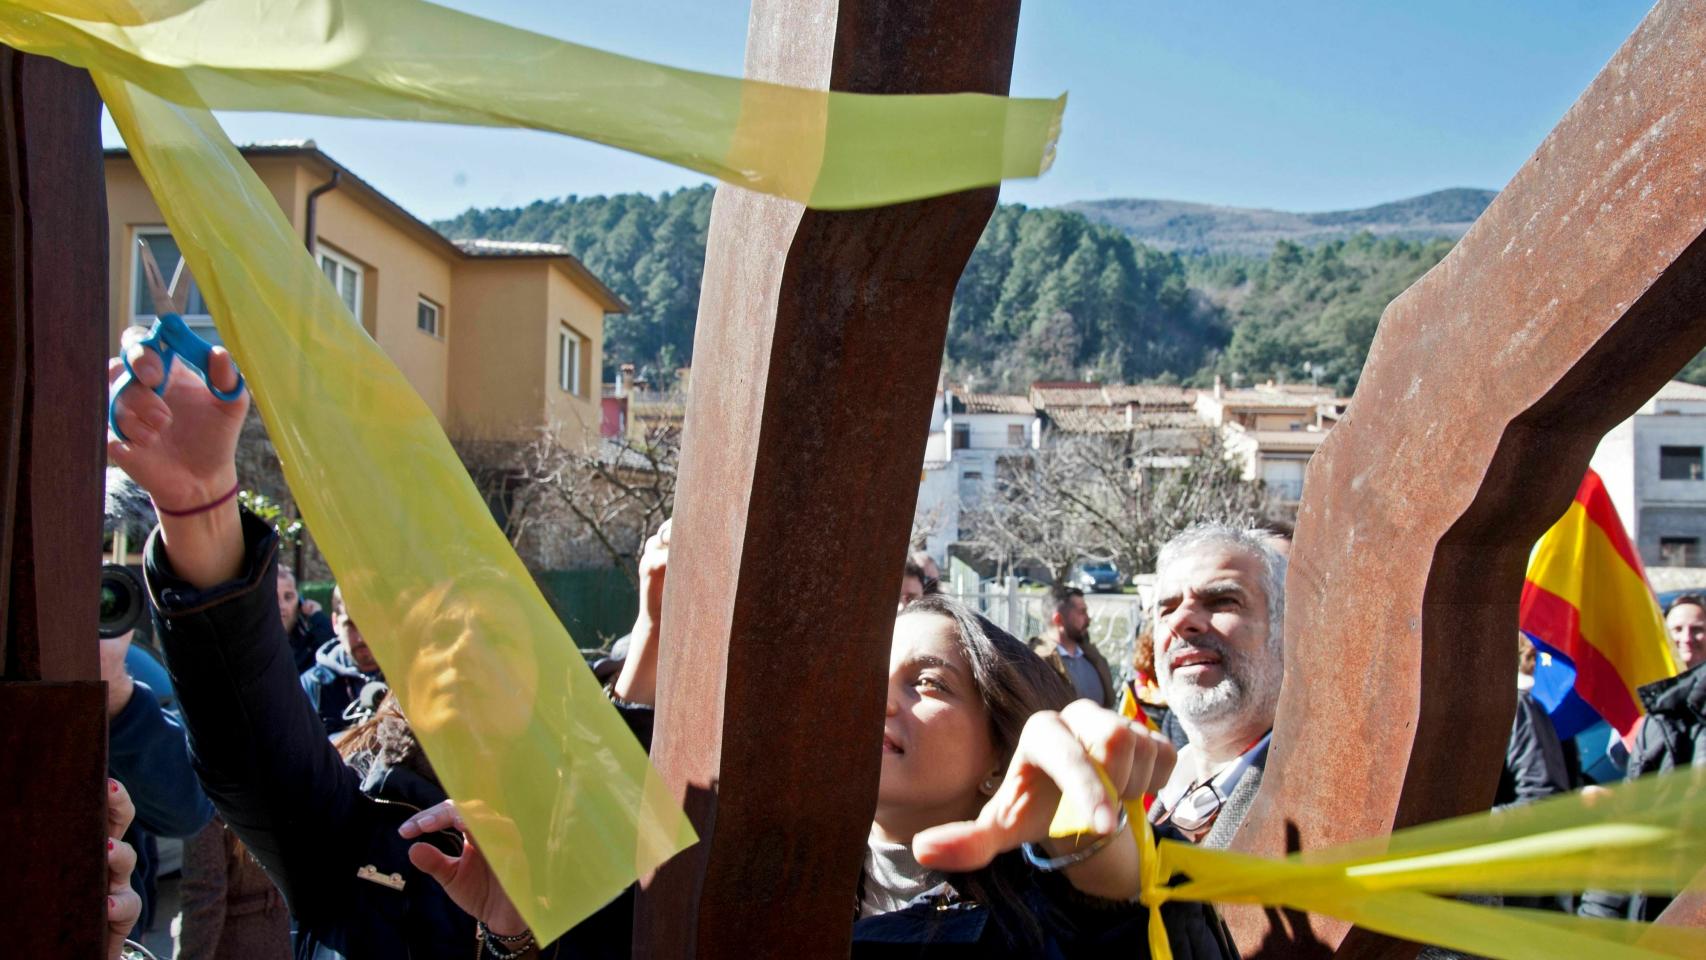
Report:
1519,469,1679,739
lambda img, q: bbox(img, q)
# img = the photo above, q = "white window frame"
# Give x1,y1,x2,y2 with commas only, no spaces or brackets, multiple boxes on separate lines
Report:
559,324,583,396
133,226,218,342
317,245,364,320
416,296,443,339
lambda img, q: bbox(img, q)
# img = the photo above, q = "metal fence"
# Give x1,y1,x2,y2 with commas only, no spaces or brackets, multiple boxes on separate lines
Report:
945,577,1146,688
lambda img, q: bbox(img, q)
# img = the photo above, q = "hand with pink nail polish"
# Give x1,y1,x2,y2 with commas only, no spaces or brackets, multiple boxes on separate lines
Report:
106,779,142,960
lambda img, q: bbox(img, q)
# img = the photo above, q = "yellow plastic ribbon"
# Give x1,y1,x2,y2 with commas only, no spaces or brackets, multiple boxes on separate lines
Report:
1046,725,1706,959
99,74,696,941
1128,765,1706,960
0,0,1064,209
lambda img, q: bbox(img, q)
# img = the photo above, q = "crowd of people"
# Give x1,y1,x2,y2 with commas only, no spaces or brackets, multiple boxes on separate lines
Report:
99,326,1702,958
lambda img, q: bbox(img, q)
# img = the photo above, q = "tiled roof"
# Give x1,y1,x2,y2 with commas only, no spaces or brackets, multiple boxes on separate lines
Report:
1102,385,1196,407
1031,386,1110,408
1213,389,1328,410
1046,407,1126,433
453,238,573,257
956,392,1034,415
1241,429,1328,450
1132,412,1210,430
1047,406,1212,434
1256,382,1337,396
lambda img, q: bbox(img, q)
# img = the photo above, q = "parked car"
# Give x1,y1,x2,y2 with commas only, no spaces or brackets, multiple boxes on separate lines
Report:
1069,561,1123,593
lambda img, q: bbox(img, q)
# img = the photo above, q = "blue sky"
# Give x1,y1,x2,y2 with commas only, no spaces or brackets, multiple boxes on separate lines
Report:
100,0,1654,221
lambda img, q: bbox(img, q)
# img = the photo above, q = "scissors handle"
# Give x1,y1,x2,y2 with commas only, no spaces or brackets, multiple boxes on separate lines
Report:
108,314,246,442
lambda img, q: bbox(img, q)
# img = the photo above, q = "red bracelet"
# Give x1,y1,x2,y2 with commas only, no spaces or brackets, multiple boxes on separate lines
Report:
154,481,241,518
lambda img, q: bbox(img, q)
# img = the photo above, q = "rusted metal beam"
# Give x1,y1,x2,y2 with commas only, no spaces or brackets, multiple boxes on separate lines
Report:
0,48,110,954
634,2,1020,955
1656,867,1706,930
1231,2,1706,955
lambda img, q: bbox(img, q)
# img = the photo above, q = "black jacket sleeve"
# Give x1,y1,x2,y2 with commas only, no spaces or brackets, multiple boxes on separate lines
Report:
143,509,380,923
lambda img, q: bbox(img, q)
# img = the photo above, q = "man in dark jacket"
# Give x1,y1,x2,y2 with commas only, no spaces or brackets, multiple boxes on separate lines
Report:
300,585,383,735
278,563,335,673
1579,662,1706,922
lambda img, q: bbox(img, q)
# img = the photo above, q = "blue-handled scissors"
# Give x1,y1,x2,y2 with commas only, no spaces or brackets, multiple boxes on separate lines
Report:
109,239,246,442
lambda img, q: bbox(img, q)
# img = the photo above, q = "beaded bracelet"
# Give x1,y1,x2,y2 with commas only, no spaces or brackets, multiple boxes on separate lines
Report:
477,921,536,960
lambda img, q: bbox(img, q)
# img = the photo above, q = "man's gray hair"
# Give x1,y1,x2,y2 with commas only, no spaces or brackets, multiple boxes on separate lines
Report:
1153,523,1287,645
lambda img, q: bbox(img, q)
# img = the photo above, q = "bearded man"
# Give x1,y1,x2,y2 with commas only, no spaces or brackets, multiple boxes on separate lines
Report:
1145,524,1286,849
1029,586,1115,708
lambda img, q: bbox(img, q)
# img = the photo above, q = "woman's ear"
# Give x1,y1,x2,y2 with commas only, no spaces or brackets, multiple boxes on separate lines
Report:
978,770,1002,797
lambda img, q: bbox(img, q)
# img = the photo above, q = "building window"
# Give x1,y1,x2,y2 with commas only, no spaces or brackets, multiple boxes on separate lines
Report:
416,297,442,338
133,228,215,341
1660,446,1704,480
1660,537,1700,567
317,246,363,319
952,424,971,450
559,324,582,396
1007,424,1026,446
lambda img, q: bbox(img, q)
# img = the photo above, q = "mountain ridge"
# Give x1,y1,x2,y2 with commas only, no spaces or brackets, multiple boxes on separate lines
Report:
1064,187,1496,256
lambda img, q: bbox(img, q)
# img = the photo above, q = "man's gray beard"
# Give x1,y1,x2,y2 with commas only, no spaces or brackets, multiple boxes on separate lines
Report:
1159,635,1281,736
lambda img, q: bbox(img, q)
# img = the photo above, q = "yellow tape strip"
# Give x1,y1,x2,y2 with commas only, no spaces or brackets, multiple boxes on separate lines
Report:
0,0,1064,209
1132,765,1706,960
98,74,697,943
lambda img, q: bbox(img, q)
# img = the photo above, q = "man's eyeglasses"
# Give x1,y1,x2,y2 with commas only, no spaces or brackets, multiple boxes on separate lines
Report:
1154,779,1225,834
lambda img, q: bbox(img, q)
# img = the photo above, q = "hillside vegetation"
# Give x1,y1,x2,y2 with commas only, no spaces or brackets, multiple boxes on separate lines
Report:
439,186,1706,395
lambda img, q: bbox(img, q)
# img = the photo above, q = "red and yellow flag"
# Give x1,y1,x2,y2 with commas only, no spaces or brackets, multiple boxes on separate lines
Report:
1519,469,1678,738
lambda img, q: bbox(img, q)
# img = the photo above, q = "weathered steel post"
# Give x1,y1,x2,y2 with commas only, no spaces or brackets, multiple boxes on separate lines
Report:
0,49,113,955
633,1,1024,955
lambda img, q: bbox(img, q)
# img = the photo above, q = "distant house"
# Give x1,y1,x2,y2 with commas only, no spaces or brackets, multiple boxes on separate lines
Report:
915,386,1039,563
601,363,689,441
104,140,626,448
1194,379,1338,504
914,375,1343,571
1591,380,1706,568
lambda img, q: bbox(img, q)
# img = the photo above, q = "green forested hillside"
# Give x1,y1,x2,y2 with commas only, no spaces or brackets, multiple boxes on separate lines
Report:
945,206,1226,390
436,189,1600,395
1192,235,1456,394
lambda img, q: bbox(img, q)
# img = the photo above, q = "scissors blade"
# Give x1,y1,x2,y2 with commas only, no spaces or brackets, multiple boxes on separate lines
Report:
166,256,194,316
136,238,179,317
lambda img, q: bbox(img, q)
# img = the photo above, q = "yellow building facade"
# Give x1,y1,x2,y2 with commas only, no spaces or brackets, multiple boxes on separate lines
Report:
104,141,624,446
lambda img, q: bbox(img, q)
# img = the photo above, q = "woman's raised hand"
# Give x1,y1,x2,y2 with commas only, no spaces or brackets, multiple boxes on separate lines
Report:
107,326,249,587
911,699,1175,900
106,325,248,511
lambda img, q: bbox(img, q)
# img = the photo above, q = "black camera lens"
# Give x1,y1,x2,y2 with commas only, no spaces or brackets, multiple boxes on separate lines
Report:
100,563,146,639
